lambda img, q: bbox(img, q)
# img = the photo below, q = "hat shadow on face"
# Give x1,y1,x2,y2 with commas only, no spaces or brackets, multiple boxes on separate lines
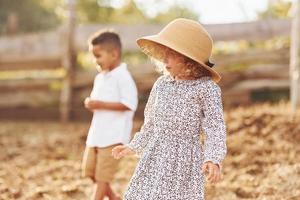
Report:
143,42,212,79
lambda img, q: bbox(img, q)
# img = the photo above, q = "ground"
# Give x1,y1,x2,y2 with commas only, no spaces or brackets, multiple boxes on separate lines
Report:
0,102,300,200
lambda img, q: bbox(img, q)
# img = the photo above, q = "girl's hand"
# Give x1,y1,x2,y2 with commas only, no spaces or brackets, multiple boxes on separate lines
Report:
112,145,136,159
201,161,221,184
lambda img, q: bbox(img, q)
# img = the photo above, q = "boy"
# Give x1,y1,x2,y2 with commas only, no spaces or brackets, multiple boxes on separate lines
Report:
82,30,138,200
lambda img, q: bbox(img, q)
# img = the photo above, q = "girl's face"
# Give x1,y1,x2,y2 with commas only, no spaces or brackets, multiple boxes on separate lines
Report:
164,49,185,78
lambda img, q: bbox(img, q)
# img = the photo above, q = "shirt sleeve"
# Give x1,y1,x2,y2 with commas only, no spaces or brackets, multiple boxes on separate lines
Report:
118,74,138,111
200,80,227,166
125,77,159,157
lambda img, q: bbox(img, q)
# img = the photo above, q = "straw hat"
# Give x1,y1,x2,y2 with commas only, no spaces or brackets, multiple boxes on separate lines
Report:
136,18,221,83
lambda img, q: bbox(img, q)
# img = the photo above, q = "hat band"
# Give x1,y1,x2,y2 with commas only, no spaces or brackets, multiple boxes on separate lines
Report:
205,60,215,68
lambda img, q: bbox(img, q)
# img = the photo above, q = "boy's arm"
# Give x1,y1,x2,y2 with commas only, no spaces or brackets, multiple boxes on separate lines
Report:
86,100,130,111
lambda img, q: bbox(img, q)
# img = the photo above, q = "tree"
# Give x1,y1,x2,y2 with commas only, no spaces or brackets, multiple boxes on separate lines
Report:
258,0,292,19
76,0,198,24
150,5,198,23
0,0,200,35
76,0,147,24
0,0,61,35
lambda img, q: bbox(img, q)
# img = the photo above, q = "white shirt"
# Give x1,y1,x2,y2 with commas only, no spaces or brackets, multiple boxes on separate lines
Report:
86,63,138,147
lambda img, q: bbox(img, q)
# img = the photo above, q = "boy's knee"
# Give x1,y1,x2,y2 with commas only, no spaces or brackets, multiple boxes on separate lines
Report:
96,180,108,187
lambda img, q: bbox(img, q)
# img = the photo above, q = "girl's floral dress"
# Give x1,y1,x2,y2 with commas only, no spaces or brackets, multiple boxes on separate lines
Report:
124,75,227,200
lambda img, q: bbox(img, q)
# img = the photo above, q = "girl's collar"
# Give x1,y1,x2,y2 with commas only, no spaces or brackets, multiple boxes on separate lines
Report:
165,75,210,85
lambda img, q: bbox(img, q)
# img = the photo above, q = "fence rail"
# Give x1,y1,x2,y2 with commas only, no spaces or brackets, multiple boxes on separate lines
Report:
0,19,293,120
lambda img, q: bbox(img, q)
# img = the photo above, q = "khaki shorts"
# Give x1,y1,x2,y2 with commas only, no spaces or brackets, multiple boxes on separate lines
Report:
81,144,121,183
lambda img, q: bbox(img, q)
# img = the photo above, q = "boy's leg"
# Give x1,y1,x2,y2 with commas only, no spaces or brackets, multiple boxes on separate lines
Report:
92,180,108,200
106,183,121,200
82,146,96,181
95,144,122,200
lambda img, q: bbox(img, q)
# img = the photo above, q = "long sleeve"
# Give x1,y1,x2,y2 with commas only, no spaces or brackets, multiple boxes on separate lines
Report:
126,78,159,157
200,80,227,166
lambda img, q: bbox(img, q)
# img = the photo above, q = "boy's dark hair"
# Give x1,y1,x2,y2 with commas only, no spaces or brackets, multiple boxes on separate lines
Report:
88,30,122,53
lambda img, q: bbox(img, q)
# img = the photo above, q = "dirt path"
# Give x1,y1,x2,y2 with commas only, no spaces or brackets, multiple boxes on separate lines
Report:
0,102,299,200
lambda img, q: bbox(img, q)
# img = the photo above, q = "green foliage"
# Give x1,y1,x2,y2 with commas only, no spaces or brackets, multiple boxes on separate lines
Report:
150,5,198,23
76,0,198,24
0,0,199,35
258,0,292,19
76,0,148,24
76,0,115,23
0,0,61,35
108,1,148,24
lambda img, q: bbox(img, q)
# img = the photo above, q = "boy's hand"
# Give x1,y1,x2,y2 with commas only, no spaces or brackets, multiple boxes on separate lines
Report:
112,145,136,159
201,161,221,184
84,97,101,111
84,97,93,111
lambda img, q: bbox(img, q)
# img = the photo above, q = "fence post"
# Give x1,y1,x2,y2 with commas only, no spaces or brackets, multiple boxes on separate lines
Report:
60,0,76,122
290,0,300,112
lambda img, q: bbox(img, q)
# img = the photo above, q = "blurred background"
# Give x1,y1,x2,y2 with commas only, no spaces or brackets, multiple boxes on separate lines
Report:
0,0,300,199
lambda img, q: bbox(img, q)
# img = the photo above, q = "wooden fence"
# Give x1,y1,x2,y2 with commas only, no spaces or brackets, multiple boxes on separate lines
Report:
0,19,293,121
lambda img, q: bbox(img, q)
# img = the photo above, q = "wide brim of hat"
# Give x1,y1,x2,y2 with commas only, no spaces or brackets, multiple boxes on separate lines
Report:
136,35,221,83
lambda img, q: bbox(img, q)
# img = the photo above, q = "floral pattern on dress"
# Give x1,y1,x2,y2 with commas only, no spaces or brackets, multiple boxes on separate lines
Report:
124,75,227,200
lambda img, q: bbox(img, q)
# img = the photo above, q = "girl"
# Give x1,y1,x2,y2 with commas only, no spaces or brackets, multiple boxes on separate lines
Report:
112,18,227,200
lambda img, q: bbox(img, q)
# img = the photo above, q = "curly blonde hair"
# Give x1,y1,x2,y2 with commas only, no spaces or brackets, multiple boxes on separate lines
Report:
141,42,211,79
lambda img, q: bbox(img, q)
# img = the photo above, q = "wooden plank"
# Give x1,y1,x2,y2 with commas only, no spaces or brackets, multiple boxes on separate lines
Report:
0,19,291,71
76,19,291,51
290,0,300,111
0,107,59,120
229,79,290,91
214,48,289,66
207,19,290,41
2,47,288,71
0,78,61,92
0,90,60,107
0,58,61,70
59,0,76,122
0,29,63,70
243,64,289,79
